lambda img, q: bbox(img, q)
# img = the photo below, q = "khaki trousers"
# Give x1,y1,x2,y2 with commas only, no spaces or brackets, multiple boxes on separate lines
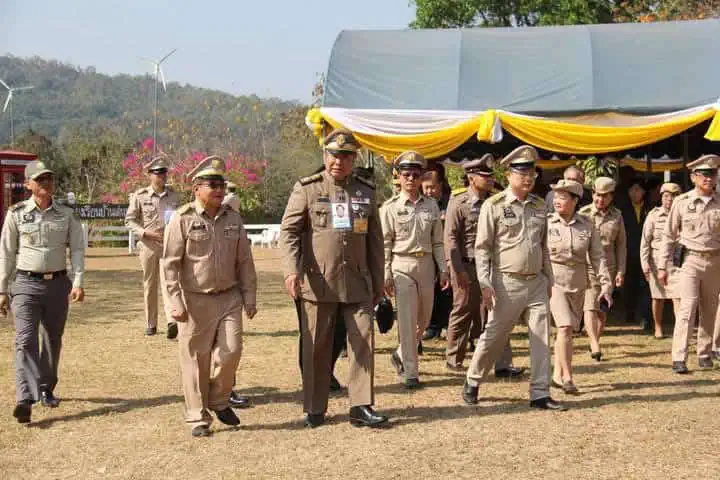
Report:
178,289,244,428
446,265,512,370
671,254,720,362
392,255,435,380
467,273,551,401
300,300,374,415
139,240,172,328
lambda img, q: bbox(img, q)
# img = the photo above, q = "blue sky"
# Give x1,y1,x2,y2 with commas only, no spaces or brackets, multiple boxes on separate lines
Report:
1,1,416,103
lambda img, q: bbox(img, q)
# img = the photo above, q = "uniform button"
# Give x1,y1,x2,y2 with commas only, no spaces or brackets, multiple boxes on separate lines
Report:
343,241,347,246
342,261,347,265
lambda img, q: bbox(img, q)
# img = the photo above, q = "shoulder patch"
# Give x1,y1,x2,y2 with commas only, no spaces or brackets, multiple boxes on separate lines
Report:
488,192,506,205
177,203,193,215
451,187,468,197
9,201,26,212
354,175,375,190
299,173,323,186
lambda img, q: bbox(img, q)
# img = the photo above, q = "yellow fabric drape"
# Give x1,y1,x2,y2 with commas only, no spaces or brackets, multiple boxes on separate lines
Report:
621,158,686,172
497,109,716,154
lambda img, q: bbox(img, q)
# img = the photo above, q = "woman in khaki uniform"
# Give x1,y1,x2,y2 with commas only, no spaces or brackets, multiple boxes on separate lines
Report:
547,180,612,394
640,183,682,339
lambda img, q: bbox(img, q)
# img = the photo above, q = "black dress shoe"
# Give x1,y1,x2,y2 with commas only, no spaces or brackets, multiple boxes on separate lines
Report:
191,425,211,437
672,361,689,374
304,413,325,428
13,401,32,424
698,357,714,370
40,390,60,408
330,375,343,392
167,322,178,340
349,406,389,427
495,367,525,378
422,328,440,341
446,362,465,372
390,352,404,376
530,397,567,411
229,391,250,409
404,378,422,389
145,327,157,336
213,407,240,426
590,351,602,362
417,341,424,355
462,381,479,405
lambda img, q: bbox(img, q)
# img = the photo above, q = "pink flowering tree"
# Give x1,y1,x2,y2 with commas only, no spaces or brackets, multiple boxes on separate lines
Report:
121,137,264,216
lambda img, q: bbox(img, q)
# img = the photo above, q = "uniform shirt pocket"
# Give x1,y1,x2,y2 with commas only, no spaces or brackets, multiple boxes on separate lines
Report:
46,220,69,247
18,223,40,247
395,213,414,240
311,203,330,229
187,230,212,258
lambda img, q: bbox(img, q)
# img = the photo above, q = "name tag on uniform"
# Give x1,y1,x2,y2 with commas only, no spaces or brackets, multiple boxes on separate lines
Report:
22,213,35,223
189,223,206,231
224,225,240,238
332,202,351,230
351,197,370,204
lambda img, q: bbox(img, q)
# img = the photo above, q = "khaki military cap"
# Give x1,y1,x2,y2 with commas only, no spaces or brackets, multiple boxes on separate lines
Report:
687,154,720,172
593,176,617,194
143,154,169,173
551,179,584,197
188,155,226,182
395,151,426,170
660,182,681,195
500,145,538,170
464,154,494,175
323,128,360,153
25,160,54,180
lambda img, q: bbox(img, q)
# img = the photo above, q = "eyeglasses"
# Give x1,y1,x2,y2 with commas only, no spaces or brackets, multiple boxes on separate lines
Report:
400,170,423,179
511,169,538,179
694,170,718,178
199,181,226,190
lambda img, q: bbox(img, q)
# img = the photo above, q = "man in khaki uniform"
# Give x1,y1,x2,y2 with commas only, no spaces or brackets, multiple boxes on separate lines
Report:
578,177,626,361
640,182,682,339
163,156,258,437
547,179,612,394
381,151,449,389
463,145,565,411
125,155,180,338
444,155,522,377
0,160,85,424
659,155,720,374
279,128,388,429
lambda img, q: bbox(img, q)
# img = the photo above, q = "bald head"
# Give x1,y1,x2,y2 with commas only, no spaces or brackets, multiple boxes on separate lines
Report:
563,165,585,184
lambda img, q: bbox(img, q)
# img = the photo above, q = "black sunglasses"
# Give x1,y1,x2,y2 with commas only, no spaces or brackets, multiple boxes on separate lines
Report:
199,180,226,190
150,169,168,175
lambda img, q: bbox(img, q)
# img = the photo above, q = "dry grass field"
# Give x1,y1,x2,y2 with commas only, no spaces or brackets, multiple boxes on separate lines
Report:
1,248,719,480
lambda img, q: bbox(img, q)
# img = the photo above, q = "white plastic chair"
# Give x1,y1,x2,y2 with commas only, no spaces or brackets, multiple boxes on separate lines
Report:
248,231,264,247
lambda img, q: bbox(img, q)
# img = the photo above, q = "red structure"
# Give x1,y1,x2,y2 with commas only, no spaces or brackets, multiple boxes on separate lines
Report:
0,150,36,225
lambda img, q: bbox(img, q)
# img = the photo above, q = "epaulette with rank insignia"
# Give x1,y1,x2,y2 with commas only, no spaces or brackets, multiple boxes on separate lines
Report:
578,204,593,214
529,194,545,209
382,194,400,207
299,173,323,186
676,192,691,201
8,201,26,212
451,187,467,196
488,192,506,205
177,203,194,215
354,175,375,190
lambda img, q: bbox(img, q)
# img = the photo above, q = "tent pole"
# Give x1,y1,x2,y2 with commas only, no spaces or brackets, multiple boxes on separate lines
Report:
683,132,689,190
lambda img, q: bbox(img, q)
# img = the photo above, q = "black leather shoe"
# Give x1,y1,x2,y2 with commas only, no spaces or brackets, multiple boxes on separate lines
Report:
698,357,714,370
213,407,240,426
417,341,424,355
422,328,440,341
13,401,32,424
304,413,325,428
349,406,389,427
167,322,178,340
191,425,211,437
530,397,567,411
404,378,422,389
495,366,525,378
462,381,479,405
446,362,465,372
590,351,602,362
330,375,343,392
145,327,157,336
40,390,60,408
390,352,404,376
672,361,689,374
229,391,250,409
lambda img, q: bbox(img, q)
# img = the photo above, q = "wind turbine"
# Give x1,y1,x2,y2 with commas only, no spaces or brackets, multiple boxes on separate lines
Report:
1,78,34,147
139,48,177,154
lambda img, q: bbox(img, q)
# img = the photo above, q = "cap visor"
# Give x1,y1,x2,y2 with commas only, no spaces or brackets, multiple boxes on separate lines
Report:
29,169,54,180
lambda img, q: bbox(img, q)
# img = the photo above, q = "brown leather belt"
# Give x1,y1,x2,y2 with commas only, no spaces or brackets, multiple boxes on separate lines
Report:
503,272,538,280
395,252,427,258
17,270,67,280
